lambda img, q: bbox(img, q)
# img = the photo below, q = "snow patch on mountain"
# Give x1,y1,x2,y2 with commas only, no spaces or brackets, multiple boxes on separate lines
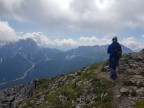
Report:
65,54,79,60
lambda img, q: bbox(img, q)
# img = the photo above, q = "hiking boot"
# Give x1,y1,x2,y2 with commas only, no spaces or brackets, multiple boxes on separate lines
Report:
110,75,118,80
113,75,118,80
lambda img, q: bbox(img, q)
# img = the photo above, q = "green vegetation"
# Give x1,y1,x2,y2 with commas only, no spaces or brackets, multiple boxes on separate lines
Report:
81,70,97,80
122,54,131,59
89,62,104,70
90,77,113,107
43,84,82,108
131,91,137,97
123,80,144,88
18,98,34,107
137,82,144,88
134,99,144,108
18,62,114,108
123,80,135,86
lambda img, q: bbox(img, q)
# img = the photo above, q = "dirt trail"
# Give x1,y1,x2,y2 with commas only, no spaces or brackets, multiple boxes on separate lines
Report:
96,65,133,108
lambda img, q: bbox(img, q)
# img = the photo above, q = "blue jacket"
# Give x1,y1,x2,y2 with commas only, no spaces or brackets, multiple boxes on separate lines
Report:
107,42,120,66
107,42,120,57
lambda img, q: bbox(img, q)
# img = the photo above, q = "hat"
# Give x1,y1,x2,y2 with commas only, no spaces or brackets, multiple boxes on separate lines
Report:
112,37,117,42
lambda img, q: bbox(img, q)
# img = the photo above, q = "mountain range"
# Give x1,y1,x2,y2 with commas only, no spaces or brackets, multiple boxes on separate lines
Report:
0,49,144,108
0,38,133,89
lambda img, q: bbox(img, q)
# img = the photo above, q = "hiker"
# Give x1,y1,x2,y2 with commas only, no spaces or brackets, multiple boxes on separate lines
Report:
107,37,122,80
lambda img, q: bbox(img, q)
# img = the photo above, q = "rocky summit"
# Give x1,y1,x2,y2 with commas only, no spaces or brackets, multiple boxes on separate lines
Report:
0,50,144,108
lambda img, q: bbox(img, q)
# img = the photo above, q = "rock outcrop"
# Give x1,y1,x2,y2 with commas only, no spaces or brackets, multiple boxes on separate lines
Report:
114,51,144,108
0,80,38,108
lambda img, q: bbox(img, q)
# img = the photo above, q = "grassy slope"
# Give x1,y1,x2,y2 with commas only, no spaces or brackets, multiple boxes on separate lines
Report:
18,62,114,108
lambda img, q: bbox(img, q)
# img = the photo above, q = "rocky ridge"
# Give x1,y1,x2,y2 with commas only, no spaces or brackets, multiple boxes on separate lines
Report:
0,49,144,108
114,49,144,108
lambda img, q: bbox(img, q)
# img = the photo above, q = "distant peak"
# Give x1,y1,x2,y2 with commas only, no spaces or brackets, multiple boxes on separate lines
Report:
16,38,39,50
18,38,35,43
18,38,37,44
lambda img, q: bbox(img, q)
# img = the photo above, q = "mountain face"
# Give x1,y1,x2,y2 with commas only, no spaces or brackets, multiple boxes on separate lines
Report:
0,39,133,89
0,41,7,48
0,50,144,108
0,39,63,89
65,45,132,62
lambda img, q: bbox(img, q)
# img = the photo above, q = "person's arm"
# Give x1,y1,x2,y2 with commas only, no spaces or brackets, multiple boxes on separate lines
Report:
107,45,111,54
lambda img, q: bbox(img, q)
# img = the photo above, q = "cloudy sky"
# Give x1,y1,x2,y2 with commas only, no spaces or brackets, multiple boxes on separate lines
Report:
0,0,144,51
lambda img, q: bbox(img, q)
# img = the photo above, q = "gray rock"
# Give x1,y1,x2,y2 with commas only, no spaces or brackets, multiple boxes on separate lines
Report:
136,87,144,97
6,96,14,102
133,75,143,79
135,56,144,62
115,95,121,99
36,100,43,106
133,68,143,75
26,85,35,96
125,69,135,75
120,88,129,93
131,101,135,106
2,103,10,108
20,87,27,96
0,91,5,101
59,94,67,104
0,101,2,108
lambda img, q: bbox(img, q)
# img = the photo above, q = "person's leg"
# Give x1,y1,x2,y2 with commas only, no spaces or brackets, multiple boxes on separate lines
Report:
109,67,116,79
112,65,118,80
109,63,117,80
109,57,118,80
109,58,115,79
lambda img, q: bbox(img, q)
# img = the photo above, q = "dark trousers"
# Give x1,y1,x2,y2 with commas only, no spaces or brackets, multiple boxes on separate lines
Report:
109,57,119,79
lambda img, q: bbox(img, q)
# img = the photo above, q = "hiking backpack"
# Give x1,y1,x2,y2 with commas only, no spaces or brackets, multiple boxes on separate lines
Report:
113,43,122,57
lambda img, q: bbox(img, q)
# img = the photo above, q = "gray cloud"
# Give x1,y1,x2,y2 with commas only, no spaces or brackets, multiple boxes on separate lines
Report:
1,0,144,33
122,37,144,51
0,20,18,41
0,20,143,51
